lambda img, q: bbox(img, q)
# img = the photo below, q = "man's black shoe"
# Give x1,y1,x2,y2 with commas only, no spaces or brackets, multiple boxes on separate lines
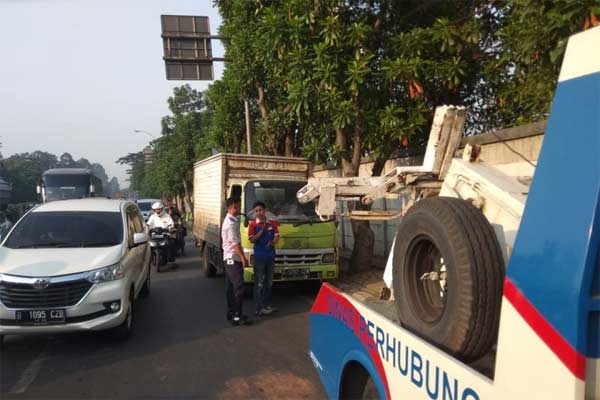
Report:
232,315,253,326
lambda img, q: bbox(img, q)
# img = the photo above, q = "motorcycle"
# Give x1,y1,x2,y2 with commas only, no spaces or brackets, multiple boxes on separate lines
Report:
149,227,174,272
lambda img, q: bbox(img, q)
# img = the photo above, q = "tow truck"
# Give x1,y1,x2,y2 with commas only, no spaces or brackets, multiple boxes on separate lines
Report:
298,26,600,399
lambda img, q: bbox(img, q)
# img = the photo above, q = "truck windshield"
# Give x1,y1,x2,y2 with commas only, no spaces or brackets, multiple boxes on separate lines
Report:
244,180,317,222
4,211,123,249
43,174,91,201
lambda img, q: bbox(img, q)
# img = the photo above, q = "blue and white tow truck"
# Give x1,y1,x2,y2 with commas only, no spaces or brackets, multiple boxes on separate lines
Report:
298,26,600,399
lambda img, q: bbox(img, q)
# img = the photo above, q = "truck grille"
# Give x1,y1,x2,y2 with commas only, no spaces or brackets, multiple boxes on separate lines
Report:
0,279,93,309
275,253,323,267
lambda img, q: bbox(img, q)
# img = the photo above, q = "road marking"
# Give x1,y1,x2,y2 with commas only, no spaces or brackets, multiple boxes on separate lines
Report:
8,348,48,395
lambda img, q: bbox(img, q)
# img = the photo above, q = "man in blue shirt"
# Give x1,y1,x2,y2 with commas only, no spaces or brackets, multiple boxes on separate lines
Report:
248,201,279,316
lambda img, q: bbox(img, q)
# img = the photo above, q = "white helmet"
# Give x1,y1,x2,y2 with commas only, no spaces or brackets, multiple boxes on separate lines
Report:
151,202,164,210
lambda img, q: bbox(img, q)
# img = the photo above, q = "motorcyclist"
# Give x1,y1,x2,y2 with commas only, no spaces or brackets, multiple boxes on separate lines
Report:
147,202,174,230
146,202,176,261
167,205,186,255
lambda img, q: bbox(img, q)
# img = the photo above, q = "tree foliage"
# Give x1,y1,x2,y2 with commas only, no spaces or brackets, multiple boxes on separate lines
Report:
140,85,215,206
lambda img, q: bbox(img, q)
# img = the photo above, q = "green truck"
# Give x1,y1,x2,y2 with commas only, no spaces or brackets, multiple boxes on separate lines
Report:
193,154,338,283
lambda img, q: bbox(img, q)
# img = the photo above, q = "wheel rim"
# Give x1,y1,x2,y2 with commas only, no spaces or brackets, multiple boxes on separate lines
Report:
405,235,448,323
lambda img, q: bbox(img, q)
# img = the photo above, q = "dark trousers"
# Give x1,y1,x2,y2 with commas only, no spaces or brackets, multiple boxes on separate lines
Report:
253,256,274,312
225,261,244,317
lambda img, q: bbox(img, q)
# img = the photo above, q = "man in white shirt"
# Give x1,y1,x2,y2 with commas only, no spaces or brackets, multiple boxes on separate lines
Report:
221,197,250,326
147,202,174,230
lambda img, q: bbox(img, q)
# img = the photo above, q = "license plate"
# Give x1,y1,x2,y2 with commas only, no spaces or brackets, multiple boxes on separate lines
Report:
281,268,310,280
15,309,66,325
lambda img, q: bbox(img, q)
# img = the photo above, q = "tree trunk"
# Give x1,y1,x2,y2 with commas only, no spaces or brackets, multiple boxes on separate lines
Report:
349,202,375,273
256,82,270,133
284,130,295,157
181,178,193,215
348,124,374,273
336,123,375,273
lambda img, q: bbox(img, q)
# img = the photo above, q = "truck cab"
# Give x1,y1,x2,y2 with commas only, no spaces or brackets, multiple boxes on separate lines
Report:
233,179,338,283
37,168,103,203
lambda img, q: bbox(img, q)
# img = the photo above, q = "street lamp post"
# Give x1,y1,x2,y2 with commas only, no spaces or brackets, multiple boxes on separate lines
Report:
133,129,157,139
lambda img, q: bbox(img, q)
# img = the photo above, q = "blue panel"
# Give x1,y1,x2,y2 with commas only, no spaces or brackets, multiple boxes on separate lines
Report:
507,72,600,354
310,314,386,399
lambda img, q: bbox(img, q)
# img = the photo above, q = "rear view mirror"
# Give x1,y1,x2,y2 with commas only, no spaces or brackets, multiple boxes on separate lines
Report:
241,213,249,228
36,185,42,195
90,184,96,195
133,232,148,246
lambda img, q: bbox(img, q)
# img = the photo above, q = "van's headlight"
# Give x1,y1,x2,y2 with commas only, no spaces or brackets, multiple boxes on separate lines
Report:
86,263,125,284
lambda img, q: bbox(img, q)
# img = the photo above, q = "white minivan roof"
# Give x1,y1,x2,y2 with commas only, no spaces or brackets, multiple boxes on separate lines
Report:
33,199,125,213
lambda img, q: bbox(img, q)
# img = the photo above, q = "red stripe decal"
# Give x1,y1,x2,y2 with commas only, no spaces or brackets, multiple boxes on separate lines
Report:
504,278,586,380
311,283,392,400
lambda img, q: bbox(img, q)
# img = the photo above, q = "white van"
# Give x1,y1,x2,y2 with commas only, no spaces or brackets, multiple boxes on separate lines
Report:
0,199,151,342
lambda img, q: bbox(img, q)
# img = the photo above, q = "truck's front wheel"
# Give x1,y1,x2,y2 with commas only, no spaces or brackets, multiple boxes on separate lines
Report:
203,247,216,278
392,197,504,361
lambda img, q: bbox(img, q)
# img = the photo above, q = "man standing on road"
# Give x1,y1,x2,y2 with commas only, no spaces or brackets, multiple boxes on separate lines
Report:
221,197,251,326
248,201,279,317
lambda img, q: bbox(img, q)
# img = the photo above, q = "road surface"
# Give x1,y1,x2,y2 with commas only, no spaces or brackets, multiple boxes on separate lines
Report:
0,242,325,399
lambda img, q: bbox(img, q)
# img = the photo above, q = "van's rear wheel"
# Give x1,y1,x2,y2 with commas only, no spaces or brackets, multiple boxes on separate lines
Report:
392,197,504,361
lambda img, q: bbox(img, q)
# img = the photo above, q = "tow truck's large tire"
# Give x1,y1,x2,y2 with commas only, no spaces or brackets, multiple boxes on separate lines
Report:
203,248,216,278
392,197,504,361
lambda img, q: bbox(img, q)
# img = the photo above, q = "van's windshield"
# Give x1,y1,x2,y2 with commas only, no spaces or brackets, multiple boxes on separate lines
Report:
244,180,317,222
4,211,123,249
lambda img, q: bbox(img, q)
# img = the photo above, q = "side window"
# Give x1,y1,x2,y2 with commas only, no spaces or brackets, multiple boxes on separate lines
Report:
231,184,242,199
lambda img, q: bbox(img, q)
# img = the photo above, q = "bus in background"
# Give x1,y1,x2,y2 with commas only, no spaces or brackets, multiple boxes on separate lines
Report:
37,168,104,203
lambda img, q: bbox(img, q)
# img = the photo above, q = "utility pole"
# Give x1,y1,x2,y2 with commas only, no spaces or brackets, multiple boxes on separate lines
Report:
244,99,252,154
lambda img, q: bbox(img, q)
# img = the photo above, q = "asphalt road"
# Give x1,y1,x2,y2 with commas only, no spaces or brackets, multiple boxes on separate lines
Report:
0,243,326,399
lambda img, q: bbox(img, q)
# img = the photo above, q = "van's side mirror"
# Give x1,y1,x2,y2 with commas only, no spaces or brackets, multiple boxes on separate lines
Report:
90,184,96,195
132,232,148,247
36,185,42,195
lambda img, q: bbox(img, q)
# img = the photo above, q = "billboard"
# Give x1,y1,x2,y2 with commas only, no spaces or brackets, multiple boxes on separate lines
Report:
161,15,214,80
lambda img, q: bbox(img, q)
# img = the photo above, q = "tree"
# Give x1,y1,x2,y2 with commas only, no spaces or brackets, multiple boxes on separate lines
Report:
117,151,146,194
194,1,600,272
478,0,600,129
142,85,210,209
2,151,58,203
75,158,92,169
106,177,120,197
58,152,76,168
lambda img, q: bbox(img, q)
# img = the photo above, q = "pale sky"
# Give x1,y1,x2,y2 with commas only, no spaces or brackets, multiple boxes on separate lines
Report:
0,0,224,186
